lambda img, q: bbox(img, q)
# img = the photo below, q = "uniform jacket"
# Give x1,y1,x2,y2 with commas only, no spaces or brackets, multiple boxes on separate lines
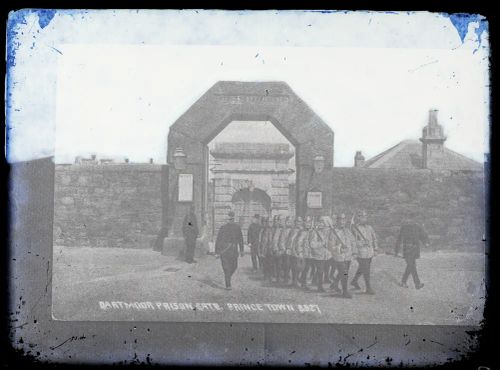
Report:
285,227,300,255
395,223,429,260
278,227,291,254
272,227,283,255
301,229,313,259
257,227,268,257
293,229,308,258
247,222,261,248
352,224,378,259
331,227,355,262
215,221,244,256
309,228,331,261
261,227,273,256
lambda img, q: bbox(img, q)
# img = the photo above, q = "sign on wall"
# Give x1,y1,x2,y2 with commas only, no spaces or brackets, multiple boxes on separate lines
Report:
178,174,194,202
307,191,322,209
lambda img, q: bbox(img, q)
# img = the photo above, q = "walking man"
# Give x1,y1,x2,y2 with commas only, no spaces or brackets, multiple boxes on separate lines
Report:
351,210,378,294
331,213,356,298
247,214,261,271
182,205,199,263
299,216,314,290
395,214,429,289
310,217,331,292
257,217,268,275
291,217,306,288
271,215,283,283
215,211,244,290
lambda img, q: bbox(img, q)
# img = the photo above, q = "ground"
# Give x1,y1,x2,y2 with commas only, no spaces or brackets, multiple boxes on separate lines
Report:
52,245,485,325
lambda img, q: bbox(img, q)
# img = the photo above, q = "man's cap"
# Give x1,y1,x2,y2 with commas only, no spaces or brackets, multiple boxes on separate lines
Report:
254,214,260,218
228,211,235,218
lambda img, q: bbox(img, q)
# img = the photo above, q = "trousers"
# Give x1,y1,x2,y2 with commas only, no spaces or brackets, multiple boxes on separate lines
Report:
336,260,351,294
353,257,372,289
250,244,259,270
313,260,326,290
221,249,238,288
299,259,314,286
402,257,421,286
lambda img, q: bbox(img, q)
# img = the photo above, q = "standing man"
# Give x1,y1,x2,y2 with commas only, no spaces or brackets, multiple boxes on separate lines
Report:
283,217,298,285
331,213,356,298
394,214,429,289
182,205,199,264
310,217,331,292
351,210,378,294
271,215,283,284
247,214,261,272
277,216,292,284
290,217,306,288
215,211,244,290
299,216,314,290
257,217,268,276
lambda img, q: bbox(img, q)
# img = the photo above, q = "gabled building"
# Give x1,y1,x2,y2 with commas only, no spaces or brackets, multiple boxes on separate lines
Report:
356,109,483,171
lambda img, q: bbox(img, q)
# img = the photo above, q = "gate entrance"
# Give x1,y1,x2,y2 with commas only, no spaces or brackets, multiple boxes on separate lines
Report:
207,120,296,238
165,81,334,242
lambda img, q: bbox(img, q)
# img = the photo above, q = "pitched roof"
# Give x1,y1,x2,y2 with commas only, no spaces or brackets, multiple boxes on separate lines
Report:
363,139,483,171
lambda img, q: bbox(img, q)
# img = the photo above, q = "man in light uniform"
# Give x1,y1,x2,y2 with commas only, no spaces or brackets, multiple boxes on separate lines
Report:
278,216,293,284
270,215,283,283
290,217,306,288
247,214,261,272
351,210,378,294
310,217,332,292
298,216,314,290
331,213,356,298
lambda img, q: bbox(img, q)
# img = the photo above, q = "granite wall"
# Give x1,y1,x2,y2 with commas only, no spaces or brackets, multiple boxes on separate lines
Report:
53,164,486,252
330,168,486,252
53,164,165,248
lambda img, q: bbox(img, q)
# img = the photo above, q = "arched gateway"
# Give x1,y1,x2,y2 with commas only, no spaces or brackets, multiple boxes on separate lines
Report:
164,81,334,249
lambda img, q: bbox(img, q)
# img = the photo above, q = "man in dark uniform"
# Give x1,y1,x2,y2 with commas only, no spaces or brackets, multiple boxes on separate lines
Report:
215,211,244,290
182,205,199,263
394,215,429,289
247,214,261,271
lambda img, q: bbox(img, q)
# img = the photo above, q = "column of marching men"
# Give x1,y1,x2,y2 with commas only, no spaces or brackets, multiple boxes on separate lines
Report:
249,210,378,298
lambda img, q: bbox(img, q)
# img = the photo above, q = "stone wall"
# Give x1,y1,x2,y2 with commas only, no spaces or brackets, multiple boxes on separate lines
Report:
330,168,486,252
53,163,486,252
53,164,164,248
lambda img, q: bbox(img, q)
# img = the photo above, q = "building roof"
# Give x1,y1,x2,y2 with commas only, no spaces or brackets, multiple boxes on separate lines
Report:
363,139,483,171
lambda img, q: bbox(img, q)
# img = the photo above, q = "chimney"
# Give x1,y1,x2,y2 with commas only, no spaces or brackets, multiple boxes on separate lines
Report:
420,109,446,169
125,158,129,163
149,158,154,164
354,151,365,167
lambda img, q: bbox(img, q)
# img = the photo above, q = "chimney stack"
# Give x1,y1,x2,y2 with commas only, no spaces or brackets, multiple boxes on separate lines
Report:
420,109,447,169
354,151,365,167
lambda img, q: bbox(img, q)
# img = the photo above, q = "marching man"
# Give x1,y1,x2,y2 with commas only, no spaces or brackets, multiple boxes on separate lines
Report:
351,210,378,295
331,213,356,298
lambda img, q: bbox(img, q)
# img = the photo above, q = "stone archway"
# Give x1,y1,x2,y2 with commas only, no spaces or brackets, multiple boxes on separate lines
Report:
165,81,334,239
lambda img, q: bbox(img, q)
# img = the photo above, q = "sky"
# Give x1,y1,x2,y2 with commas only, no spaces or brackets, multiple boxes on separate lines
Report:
7,10,490,167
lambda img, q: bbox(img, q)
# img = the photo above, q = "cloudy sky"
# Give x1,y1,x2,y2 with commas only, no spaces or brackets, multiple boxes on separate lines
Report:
7,10,489,166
